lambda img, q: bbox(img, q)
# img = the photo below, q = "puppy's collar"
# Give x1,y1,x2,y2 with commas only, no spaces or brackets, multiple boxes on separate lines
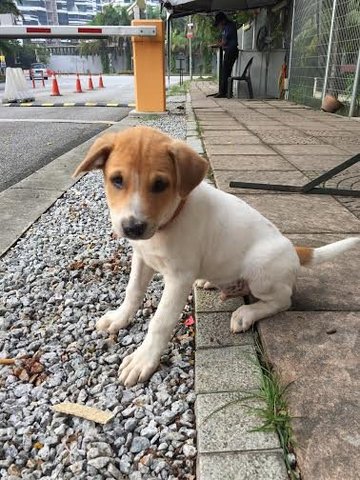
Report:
159,199,186,231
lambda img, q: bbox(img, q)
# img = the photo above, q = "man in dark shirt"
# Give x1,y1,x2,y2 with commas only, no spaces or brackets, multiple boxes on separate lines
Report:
212,12,239,98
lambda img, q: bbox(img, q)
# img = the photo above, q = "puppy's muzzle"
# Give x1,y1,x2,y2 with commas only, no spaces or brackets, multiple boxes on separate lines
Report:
122,217,148,239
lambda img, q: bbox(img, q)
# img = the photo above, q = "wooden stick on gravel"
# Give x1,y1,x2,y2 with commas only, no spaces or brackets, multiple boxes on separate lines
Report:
0,358,16,365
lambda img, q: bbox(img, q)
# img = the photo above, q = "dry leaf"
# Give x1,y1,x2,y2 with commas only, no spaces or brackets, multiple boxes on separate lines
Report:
52,403,114,425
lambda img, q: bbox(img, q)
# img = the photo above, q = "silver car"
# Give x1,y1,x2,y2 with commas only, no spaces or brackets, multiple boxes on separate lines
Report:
30,63,48,80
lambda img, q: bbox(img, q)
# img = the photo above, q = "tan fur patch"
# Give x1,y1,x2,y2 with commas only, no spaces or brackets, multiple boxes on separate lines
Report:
295,246,314,266
103,127,179,226
74,126,208,231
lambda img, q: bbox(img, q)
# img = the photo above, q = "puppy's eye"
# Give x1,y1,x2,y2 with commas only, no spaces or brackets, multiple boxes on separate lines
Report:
111,175,123,189
151,178,168,193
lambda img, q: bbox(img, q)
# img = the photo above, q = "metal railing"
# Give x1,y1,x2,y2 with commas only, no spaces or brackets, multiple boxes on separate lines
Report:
288,0,360,117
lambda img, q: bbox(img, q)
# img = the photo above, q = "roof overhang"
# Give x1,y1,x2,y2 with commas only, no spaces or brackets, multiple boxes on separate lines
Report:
161,0,279,18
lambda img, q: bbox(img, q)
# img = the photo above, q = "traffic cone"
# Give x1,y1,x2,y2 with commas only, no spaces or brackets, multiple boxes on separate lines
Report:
75,74,83,93
88,74,94,90
98,74,104,88
50,75,61,96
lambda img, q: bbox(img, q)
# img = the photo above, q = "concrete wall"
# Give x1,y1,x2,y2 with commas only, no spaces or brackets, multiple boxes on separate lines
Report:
234,50,286,99
48,54,127,74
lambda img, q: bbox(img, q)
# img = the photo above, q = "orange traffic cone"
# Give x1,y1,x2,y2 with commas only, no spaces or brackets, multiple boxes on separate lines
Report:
88,74,94,90
50,75,61,96
75,74,83,93
98,74,104,88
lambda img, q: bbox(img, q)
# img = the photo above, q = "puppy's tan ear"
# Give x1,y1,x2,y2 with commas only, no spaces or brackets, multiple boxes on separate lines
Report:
73,134,116,178
169,140,208,198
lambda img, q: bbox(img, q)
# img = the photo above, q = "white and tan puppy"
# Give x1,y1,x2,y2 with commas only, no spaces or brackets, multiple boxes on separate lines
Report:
74,126,359,387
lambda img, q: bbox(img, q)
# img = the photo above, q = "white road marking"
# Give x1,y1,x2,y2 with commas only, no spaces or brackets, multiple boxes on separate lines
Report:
0,118,117,125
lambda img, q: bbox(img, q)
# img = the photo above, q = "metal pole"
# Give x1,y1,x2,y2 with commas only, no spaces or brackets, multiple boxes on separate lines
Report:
166,13,171,89
286,0,296,100
189,15,193,80
349,46,360,117
322,0,337,102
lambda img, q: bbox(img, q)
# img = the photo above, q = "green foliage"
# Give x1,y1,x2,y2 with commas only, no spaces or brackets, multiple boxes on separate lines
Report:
167,79,190,95
0,41,50,68
78,5,130,73
170,11,254,75
202,331,298,479
0,0,21,16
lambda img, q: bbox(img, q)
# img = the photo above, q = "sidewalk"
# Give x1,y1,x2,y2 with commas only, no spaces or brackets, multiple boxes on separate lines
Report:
189,82,360,479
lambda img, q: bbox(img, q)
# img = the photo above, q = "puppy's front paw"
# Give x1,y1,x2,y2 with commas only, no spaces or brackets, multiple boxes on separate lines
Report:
119,345,160,387
230,305,254,333
96,308,131,334
194,279,216,290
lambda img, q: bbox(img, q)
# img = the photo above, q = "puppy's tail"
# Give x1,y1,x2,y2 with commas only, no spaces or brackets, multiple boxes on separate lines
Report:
296,237,360,267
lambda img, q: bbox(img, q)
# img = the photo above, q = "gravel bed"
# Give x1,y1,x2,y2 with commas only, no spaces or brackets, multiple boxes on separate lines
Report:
0,112,197,479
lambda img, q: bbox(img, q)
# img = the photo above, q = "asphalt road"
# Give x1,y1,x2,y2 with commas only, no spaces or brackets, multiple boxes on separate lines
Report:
0,75,133,191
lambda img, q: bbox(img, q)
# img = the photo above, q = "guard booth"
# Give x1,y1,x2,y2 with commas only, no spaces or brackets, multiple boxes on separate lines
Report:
0,21,166,113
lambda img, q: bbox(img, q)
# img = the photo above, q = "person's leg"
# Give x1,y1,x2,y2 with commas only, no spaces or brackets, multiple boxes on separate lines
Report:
218,49,238,97
225,49,239,97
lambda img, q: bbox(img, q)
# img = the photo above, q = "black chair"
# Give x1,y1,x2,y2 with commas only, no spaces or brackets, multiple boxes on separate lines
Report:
227,56,254,99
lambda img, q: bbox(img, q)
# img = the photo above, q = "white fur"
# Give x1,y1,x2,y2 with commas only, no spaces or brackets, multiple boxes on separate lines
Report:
97,181,359,387
311,237,360,265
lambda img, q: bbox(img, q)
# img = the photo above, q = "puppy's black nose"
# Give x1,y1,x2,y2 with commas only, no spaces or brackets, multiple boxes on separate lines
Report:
122,217,147,239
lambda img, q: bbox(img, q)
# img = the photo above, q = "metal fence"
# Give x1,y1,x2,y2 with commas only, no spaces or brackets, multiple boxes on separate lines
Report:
288,0,360,116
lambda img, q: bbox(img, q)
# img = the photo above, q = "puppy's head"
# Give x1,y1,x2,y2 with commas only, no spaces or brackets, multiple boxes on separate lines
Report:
73,126,208,240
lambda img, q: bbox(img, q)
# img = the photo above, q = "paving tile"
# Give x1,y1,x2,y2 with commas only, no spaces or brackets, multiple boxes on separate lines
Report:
258,311,360,480
238,194,360,233
206,144,276,155
339,145,360,155
198,451,288,480
203,135,261,145
196,312,254,349
201,130,250,138
208,154,293,171
288,233,360,311
215,170,308,194
260,133,324,145
200,125,247,131
194,287,243,313
196,391,280,452
273,144,347,155
195,346,259,393
238,120,283,127
283,154,349,170
199,121,240,127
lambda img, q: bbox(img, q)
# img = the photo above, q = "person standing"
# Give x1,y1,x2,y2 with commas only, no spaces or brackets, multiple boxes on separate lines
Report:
212,12,239,98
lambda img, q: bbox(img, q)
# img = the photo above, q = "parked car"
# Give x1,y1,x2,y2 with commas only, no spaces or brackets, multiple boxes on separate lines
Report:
29,63,48,80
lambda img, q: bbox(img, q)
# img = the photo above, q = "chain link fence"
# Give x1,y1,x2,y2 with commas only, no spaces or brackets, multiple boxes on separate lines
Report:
288,0,360,116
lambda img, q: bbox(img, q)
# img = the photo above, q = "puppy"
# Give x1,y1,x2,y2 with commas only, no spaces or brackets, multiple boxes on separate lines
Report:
74,126,359,387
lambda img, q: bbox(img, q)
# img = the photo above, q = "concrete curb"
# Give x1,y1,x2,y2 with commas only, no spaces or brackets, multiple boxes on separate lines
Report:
0,115,138,257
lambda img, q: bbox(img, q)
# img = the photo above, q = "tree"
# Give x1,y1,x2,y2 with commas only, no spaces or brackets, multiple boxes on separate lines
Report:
0,0,21,16
170,12,253,75
78,5,130,73
0,0,22,67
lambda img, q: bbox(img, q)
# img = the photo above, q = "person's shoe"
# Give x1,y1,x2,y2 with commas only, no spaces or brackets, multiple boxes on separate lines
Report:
213,93,227,98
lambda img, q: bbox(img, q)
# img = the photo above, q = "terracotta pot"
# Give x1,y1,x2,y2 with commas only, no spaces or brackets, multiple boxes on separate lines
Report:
321,94,344,113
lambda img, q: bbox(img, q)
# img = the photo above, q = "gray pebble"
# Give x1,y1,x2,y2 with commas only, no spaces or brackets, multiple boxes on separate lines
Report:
130,436,150,453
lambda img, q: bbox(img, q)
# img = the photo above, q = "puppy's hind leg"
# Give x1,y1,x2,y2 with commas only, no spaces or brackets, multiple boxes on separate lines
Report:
97,252,154,334
230,283,292,333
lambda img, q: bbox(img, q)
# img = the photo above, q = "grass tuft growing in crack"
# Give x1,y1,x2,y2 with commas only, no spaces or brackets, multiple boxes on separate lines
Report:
200,329,300,479
251,330,300,479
